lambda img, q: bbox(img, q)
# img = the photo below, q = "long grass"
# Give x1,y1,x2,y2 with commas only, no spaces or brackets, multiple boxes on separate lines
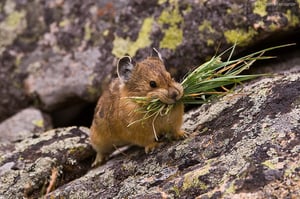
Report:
128,44,294,130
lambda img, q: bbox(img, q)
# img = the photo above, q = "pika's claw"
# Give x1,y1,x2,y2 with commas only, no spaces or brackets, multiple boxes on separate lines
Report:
173,130,188,140
91,153,108,168
145,142,161,154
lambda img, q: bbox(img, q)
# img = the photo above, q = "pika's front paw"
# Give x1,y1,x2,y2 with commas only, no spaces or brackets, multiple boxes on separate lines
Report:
173,130,188,140
144,142,161,154
91,153,109,168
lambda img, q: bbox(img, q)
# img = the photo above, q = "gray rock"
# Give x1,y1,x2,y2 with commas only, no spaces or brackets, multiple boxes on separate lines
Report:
38,71,298,198
0,68,299,198
1,0,299,117
0,126,94,199
23,48,105,110
0,107,52,143
0,0,299,197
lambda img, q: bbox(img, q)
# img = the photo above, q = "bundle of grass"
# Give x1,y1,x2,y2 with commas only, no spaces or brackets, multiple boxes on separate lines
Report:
128,44,294,129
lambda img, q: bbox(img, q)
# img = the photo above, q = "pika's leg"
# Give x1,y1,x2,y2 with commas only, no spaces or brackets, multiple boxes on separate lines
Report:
92,152,109,167
91,143,116,167
90,123,114,167
169,103,188,140
144,142,162,154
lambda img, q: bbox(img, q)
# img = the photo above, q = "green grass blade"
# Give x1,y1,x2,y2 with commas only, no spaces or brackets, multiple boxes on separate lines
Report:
128,43,294,125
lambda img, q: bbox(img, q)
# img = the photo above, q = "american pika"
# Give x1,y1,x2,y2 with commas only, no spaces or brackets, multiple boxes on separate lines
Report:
90,49,185,167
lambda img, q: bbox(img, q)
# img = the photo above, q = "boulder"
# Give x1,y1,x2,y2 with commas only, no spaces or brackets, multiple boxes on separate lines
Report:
0,107,52,143
45,71,300,198
0,126,94,198
0,67,298,198
0,1,299,197
0,0,299,118
0,107,52,158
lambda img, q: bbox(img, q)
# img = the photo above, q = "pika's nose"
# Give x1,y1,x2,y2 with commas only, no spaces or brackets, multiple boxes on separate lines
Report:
169,89,180,100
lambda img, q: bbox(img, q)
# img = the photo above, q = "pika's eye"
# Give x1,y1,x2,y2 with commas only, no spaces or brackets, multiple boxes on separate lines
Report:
149,81,157,88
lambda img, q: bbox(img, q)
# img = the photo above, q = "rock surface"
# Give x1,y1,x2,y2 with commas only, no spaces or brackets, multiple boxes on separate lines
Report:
45,72,300,198
0,107,52,158
0,126,94,198
1,69,298,198
0,0,300,198
0,107,52,143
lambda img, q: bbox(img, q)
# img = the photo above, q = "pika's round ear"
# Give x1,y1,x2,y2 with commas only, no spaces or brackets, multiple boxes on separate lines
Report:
152,48,163,62
117,56,134,82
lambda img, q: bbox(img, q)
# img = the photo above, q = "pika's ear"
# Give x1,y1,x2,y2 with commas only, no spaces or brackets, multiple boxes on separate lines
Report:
152,48,163,62
117,56,134,82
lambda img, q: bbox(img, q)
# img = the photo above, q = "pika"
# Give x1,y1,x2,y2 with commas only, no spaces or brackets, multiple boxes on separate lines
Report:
90,49,185,167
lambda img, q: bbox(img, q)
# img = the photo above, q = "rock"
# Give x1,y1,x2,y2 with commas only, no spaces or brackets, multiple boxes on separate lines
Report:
0,107,52,143
0,126,94,198
0,0,34,122
0,0,299,197
0,107,52,159
36,71,297,198
23,47,106,110
1,0,299,117
0,67,299,198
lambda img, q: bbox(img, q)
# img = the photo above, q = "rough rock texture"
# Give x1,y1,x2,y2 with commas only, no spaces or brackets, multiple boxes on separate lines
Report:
0,126,94,198
40,71,298,198
0,0,300,198
0,107,52,143
0,0,299,119
0,107,52,158
1,69,298,198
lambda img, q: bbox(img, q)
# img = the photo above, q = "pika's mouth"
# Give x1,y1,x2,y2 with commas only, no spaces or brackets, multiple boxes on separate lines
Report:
162,94,183,105
149,86,183,105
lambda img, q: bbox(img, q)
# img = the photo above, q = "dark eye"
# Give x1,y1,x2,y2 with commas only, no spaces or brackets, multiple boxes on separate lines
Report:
149,81,157,88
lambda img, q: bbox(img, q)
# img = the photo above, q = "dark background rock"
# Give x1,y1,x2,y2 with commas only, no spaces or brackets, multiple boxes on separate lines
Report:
0,0,299,126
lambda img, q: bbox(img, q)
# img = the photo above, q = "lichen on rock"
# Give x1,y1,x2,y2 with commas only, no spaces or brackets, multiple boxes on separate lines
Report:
0,126,94,198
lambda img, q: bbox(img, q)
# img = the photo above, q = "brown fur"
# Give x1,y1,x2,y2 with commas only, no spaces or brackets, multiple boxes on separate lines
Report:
90,56,185,167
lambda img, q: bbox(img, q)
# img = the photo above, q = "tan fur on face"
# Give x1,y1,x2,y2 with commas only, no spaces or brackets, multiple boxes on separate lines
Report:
126,57,183,104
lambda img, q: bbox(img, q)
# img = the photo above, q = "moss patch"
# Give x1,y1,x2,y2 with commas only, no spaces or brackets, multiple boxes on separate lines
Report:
182,164,210,191
32,119,44,128
59,19,70,27
198,20,216,47
224,28,257,46
102,29,109,36
262,159,276,170
112,17,153,57
253,0,268,17
159,7,182,25
159,26,183,50
158,4,184,50
225,181,236,194
84,23,92,41
0,10,27,55
158,0,168,4
285,9,300,27
6,11,25,27
129,17,153,56
206,39,214,46
198,20,215,33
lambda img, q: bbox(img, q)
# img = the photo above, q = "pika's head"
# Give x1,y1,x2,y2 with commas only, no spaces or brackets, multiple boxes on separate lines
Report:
117,48,183,105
